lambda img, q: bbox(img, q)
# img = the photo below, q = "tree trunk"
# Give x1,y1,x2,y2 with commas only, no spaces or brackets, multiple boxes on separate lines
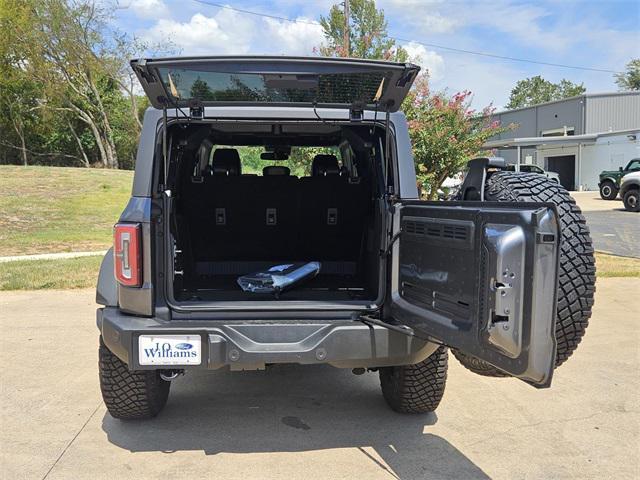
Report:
428,170,450,200
10,113,28,166
88,77,119,168
66,103,109,168
83,113,109,168
18,127,28,166
68,121,90,167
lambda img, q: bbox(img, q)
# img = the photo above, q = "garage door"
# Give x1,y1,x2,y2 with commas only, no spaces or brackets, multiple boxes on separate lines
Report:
546,155,575,190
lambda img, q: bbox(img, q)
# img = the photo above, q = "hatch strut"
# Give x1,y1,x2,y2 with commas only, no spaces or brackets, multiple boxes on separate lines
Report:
162,103,168,186
383,106,392,195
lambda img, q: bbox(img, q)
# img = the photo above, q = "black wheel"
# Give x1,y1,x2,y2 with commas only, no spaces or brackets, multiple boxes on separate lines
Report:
379,346,448,413
99,337,170,420
453,172,596,376
599,180,618,200
623,189,640,212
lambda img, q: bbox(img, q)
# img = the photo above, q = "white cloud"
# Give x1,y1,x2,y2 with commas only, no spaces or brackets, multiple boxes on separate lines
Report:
139,8,324,57
403,41,445,81
262,18,326,55
130,0,634,105
121,0,170,20
142,9,254,55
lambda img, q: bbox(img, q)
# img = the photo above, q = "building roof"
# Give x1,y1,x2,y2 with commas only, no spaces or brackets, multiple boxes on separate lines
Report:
494,91,640,116
484,128,640,149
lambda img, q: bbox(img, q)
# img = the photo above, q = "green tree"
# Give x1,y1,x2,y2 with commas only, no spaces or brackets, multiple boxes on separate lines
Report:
404,78,513,199
190,77,214,100
0,0,169,168
506,76,586,109
319,0,407,61
615,58,640,91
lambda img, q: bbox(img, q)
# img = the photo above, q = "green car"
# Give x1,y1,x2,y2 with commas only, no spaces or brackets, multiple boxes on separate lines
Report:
599,158,640,200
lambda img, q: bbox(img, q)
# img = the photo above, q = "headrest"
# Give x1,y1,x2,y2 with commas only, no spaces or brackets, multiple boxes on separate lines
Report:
211,148,241,176
263,166,291,176
312,154,340,176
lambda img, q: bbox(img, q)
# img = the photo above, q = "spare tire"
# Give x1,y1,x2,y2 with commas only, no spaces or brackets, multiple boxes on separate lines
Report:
452,172,596,376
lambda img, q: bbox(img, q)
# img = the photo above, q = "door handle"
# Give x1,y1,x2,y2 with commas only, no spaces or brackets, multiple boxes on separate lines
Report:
484,224,525,358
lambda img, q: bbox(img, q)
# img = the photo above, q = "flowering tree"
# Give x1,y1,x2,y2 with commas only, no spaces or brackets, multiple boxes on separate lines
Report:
403,77,513,199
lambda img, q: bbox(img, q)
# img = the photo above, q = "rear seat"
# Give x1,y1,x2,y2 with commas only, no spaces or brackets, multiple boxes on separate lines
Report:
182,149,369,263
299,155,369,261
253,166,299,260
196,148,256,260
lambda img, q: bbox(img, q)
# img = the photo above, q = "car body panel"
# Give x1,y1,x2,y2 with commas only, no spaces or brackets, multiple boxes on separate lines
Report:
390,201,560,387
620,171,640,196
599,158,640,188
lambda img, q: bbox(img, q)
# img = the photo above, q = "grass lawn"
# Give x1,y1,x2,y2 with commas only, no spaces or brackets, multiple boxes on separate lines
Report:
0,164,637,290
596,253,640,278
0,255,103,290
0,166,132,256
0,252,637,291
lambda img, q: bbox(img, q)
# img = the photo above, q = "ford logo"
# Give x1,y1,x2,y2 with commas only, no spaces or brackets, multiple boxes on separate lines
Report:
175,343,193,350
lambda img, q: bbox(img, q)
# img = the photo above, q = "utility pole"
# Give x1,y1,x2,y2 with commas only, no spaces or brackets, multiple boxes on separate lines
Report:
343,0,350,57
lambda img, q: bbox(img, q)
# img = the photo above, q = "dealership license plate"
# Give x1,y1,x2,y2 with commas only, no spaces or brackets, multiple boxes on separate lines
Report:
138,335,202,366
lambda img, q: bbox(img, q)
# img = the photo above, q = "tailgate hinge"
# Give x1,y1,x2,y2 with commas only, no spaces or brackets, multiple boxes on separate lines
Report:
133,58,157,83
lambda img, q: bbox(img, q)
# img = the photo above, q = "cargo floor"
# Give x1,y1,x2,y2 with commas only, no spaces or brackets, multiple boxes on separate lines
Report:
178,274,372,302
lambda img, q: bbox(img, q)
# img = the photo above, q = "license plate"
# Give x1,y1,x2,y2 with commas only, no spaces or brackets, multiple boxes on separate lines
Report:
138,335,202,366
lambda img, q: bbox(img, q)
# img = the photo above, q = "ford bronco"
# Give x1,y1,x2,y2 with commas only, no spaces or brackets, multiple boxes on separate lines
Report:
599,158,640,200
96,56,596,419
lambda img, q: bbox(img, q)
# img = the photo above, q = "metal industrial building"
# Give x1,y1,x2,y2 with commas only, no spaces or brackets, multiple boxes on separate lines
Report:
485,91,640,190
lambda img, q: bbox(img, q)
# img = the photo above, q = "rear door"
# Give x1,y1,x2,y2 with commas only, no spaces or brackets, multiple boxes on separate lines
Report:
130,56,419,112
390,201,560,387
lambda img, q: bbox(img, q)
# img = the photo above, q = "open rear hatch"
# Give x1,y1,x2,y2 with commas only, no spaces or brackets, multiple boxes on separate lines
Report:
130,56,420,113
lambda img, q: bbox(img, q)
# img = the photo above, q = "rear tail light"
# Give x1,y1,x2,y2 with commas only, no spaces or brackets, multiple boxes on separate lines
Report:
114,223,142,287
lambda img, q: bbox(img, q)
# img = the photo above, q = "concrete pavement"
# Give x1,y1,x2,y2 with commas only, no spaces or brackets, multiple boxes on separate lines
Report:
572,191,639,258
1,280,638,480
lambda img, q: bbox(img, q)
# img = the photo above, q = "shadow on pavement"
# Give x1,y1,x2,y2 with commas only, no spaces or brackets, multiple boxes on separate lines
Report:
102,365,489,479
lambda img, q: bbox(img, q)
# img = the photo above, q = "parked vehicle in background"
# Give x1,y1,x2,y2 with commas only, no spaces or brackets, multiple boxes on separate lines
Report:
96,56,596,420
505,164,561,183
438,172,464,200
620,171,640,212
598,158,640,200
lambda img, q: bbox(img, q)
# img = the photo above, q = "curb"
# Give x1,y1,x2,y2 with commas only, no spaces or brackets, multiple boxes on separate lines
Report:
0,251,107,263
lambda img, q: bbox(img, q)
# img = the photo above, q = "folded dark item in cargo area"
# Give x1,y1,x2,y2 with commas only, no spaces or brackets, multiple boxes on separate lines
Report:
237,262,321,295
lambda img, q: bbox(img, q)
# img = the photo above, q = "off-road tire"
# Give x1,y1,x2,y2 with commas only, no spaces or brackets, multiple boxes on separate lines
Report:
452,172,596,376
623,189,640,212
379,346,448,413
599,180,618,200
99,337,170,420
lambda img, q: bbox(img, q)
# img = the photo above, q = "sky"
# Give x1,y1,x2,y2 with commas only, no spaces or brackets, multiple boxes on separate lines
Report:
113,0,640,109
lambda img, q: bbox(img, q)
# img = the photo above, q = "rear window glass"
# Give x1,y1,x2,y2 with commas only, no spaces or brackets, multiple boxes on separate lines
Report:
158,68,385,105
211,146,341,177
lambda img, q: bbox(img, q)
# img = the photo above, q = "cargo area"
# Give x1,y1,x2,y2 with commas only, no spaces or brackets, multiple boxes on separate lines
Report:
165,121,388,305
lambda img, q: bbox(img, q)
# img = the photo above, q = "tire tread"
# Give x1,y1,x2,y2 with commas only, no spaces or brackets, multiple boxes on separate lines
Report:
453,172,596,375
380,346,448,413
99,337,170,420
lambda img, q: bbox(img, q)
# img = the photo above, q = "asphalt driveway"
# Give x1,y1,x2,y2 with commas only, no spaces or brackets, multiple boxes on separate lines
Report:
1,280,638,480
572,192,639,258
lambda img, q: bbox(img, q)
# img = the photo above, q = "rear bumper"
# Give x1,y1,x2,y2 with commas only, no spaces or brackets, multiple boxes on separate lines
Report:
97,307,437,370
